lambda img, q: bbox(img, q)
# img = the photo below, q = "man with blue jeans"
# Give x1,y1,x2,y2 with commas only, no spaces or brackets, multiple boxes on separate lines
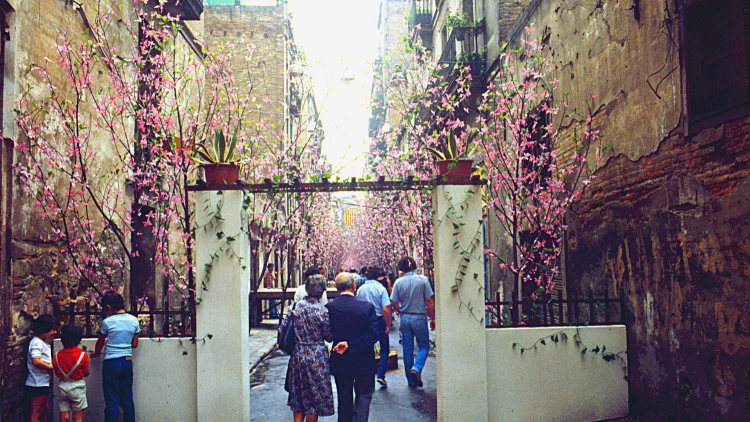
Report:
390,257,435,388
356,266,392,387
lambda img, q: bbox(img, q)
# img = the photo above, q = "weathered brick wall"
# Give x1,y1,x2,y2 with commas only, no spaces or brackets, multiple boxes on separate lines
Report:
497,0,530,40
204,5,286,154
500,0,750,420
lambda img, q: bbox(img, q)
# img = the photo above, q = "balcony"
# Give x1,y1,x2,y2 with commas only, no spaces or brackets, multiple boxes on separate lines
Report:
407,0,433,49
438,29,486,86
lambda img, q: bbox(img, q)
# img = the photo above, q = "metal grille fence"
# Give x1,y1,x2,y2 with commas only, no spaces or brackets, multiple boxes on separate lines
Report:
54,301,196,338
485,290,626,328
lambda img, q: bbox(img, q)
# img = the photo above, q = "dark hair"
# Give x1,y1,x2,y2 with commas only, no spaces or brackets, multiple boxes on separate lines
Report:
365,266,381,280
60,324,84,348
31,314,57,335
303,266,319,279
397,256,418,273
267,263,275,270
101,291,125,311
305,275,326,299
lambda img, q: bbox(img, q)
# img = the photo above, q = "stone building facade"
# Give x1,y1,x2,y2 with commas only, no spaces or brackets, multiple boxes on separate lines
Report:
204,2,286,152
205,1,323,296
0,1,203,420
370,0,409,138
498,0,750,420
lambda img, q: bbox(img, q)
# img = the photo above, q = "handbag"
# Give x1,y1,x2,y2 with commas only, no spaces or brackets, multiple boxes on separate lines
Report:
278,302,297,355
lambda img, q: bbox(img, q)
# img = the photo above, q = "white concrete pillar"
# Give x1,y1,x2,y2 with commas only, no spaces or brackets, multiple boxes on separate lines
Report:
195,190,250,421
433,185,488,422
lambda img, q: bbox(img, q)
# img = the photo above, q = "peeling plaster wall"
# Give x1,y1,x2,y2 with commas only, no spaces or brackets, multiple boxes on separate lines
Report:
504,0,750,420
1,2,138,419
0,2,207,420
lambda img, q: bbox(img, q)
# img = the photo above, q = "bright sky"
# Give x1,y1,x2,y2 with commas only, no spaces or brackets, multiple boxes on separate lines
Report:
288,0,381,178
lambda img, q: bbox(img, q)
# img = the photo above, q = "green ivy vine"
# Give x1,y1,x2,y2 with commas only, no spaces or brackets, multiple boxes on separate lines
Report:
511,327,629,380
195,190,251,300
434,186,485,323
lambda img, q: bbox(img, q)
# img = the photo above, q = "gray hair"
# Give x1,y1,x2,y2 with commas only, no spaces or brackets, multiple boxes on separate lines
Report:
334,272,357,292
305,275,326,299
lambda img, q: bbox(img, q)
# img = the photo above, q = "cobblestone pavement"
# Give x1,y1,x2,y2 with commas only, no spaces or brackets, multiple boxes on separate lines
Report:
249,315,437,421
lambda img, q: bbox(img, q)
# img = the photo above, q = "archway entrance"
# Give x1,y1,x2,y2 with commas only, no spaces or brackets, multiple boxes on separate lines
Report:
189,176,487,421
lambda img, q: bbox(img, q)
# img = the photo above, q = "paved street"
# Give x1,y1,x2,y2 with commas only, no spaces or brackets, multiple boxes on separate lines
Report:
249,316,437,421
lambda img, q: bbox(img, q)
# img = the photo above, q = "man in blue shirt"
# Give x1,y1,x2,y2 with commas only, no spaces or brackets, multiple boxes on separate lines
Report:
356,266,392,387
390,257,435,388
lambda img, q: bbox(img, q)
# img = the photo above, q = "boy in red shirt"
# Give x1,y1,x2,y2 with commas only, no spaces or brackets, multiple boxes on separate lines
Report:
53,324,90,422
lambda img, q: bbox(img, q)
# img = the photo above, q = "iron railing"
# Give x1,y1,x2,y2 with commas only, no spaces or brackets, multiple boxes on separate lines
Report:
408,0,433,48
55,301,195,338
485,290,626,328
408,0,433,31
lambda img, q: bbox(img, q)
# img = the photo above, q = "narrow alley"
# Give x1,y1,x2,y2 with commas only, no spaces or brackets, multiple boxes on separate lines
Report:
249,316,438,421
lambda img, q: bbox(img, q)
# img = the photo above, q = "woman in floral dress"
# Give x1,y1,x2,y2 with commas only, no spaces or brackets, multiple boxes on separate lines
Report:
280,274,334,421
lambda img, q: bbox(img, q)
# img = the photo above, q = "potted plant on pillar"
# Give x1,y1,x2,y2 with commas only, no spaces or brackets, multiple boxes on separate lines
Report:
425,131,478,182
194,129,241,185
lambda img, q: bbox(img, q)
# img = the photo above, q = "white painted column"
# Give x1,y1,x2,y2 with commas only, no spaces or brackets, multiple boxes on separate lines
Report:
195,191,250,421
433,185,488,422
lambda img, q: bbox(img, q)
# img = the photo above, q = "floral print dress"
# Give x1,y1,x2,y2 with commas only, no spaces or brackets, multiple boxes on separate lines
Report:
280,297,334,416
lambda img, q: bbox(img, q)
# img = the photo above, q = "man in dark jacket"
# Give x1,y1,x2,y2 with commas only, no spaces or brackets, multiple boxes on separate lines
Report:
327,272,380,422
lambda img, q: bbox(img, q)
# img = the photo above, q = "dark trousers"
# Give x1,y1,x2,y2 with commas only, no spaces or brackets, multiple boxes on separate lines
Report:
102,357,135,422
266,299,279,318
334,373,375,422
375,318,390,379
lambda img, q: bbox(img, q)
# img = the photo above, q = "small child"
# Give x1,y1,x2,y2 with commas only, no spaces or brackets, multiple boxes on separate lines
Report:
90,291,140,422
26,314,57,422
53,324,90,422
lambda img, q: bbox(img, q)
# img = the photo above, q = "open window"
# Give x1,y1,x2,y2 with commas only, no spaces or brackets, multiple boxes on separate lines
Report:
684,0,750,131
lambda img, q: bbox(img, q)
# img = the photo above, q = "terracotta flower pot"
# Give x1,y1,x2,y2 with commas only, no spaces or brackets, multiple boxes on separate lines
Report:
437,159,474,182
201,163,240,185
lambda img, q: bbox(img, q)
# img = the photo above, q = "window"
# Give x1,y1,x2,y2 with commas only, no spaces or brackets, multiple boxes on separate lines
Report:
684,0,750,127
520,104,551,190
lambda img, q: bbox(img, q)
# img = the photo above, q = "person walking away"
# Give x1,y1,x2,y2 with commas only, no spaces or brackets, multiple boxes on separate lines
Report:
390,256,435,388
356,266,392,387
376,268,392,295
294,266,329,305
355,266,368,290
327,272,379,422
263,263,280,318
53,324,90,422
90,291,140,422
281,275,335,422
26,314,57,422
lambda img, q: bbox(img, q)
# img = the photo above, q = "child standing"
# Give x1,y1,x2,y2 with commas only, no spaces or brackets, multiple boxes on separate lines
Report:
26,314,57,422
53,324,90,422
90,291,140,422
